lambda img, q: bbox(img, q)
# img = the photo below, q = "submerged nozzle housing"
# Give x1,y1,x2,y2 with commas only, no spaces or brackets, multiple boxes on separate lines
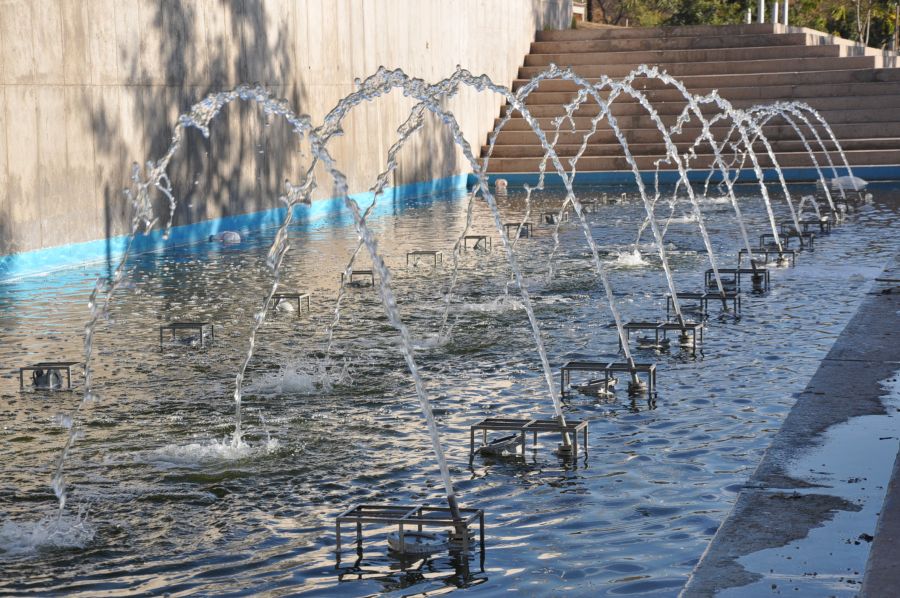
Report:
752,272,765,292
556,443,575,459
628,379,647,396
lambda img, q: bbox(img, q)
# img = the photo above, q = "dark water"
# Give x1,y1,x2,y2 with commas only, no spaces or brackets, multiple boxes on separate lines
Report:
1,184,898,596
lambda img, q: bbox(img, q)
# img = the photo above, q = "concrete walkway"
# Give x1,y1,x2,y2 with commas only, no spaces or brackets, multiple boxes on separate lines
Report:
683,253,900,596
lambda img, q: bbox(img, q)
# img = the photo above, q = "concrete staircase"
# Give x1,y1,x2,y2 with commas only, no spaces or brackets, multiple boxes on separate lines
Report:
483,23,900,178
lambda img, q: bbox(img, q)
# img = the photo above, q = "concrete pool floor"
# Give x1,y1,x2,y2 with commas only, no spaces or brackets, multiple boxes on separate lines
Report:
684,252,900,597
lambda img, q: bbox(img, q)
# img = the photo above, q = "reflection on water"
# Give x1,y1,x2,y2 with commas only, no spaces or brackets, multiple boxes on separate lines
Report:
1,185,898,595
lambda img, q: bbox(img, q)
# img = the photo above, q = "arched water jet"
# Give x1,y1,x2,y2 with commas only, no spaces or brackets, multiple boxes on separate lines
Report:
285,66,591,449
50,88,309,516
476,68,653,390
480,66,691,335
319,72,482,352
325,102,432,358
771,102,847,204
745,103,836,213
785,102,857,201
418,69,579,440
274,70,476,524
596,68,739,304
475,69,639,392
701,101,812,246
688,109,785,256
176,87,322,448
51,74,477,527
690,101,794,255
313,82,567,455
512,69,734,309
626,73,822,270
628,69,763,272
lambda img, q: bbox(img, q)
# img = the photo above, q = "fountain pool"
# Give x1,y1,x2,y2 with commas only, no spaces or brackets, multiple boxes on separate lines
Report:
2,182,898,595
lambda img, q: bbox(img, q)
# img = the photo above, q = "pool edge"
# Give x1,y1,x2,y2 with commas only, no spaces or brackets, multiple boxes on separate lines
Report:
0,174,469,283
681,251,900,596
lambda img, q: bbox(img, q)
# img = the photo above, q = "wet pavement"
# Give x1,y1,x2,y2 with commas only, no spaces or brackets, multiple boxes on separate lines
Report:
684,253,900,597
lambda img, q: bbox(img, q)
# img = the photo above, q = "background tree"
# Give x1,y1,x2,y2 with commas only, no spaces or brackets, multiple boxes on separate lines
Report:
582,0,899,49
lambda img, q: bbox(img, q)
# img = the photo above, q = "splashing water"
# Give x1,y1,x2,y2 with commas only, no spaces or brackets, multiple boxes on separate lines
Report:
665,213,698,225
411,330,454,351
149,436,281,468
613,249,648,268
244,360,343,396
0,509,95,556
455,296,526,313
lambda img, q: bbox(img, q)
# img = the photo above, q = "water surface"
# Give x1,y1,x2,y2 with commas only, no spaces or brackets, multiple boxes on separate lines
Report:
1,184,898,596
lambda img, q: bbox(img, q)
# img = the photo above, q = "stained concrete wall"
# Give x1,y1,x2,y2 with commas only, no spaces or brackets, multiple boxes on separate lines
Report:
0,0,571,255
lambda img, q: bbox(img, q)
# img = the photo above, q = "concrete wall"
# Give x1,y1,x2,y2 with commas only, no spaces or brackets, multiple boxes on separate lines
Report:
0,0,571,256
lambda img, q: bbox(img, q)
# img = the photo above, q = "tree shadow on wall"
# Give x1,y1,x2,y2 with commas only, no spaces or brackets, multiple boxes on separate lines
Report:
87,0,306,280
392,108,461,204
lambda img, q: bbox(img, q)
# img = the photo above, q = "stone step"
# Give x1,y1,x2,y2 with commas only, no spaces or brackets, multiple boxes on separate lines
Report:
482,138,900,158
518,56,876,79
523,44,840,68
511,67,900,93
513,81,900,105
530,33,810,54
490,122,900,146
484,149,900,173
501,24,900,177
500,94,900,117
535,23,778,42
494,109,900,132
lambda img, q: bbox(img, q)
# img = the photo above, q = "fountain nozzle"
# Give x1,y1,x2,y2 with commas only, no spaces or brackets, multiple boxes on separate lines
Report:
752,272,765,291
556,443,575,459
32,368,63,390
627,378,647,396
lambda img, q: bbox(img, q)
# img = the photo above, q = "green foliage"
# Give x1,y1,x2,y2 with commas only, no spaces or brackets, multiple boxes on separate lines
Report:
585,0,899,48
665,0,750,26
789,0,898,47
587,0,749,26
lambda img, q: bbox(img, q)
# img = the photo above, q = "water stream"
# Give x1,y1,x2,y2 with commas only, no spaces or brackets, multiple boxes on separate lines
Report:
2,63,893,596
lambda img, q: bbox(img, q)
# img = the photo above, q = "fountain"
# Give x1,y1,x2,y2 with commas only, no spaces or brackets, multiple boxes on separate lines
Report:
19,362,77,391
269,290,312,314
5,59,886,596
158,321,215,349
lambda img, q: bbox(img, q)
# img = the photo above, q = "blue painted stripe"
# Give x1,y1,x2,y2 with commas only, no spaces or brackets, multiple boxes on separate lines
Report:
479,164,900,186
0,174,469,282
